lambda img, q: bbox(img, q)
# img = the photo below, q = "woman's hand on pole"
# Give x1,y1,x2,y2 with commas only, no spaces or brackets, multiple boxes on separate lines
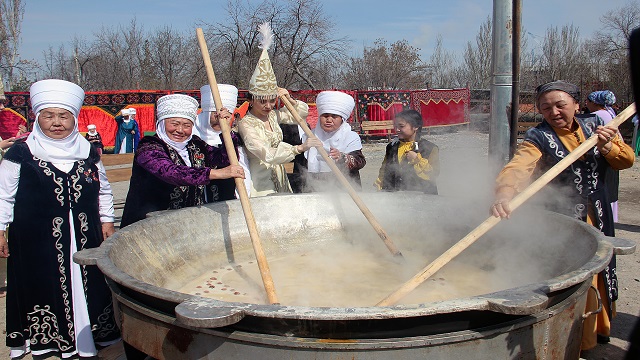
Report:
210,165,245,180
298,138,323,153
595,125,617,155
491,186,516,219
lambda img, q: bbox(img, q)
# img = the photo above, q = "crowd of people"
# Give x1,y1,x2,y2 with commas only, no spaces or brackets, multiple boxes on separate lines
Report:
0,23,636,359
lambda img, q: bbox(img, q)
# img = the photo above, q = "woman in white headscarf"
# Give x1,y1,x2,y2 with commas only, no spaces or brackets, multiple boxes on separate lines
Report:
300,91,366,191
120,93,244,227
194,84,252,198
0,79,121,358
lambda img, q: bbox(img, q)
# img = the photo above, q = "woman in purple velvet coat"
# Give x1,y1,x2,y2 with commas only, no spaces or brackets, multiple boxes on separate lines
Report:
120,94,245,228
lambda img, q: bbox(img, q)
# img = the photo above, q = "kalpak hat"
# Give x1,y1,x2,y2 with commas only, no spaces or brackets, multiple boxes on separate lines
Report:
200,84,239,112
316,91,355,122
248,22,278,99
30,79,84,117
156,94,199,123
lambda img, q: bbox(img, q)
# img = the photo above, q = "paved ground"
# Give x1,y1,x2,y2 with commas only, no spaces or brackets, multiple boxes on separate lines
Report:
1,128,639,359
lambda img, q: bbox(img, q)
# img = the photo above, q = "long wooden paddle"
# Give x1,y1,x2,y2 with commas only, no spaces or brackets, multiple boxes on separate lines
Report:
279,95,403,257
377,103,637,306
196,28,279,304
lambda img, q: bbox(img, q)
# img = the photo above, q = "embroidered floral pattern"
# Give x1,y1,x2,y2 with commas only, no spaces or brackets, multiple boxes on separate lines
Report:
26,305,72,351
37,158,65,206
52,217,74,339
92,301,119,339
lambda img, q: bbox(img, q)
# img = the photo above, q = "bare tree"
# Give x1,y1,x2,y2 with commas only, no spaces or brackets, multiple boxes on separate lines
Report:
0,0,31,90
429,34,458,88
462,16,492,89
271,0,348,89
341,39,428,90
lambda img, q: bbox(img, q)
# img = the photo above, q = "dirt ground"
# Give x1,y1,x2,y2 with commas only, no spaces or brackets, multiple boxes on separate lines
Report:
1,129,639,359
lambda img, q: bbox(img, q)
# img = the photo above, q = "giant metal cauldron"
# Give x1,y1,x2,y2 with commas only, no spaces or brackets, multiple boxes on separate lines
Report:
75,193,634,359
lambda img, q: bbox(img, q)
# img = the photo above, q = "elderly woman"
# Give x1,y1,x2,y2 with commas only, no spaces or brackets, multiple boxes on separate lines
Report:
491,80,635,351
120,94,244,227
0,79,121,358
300,91,366,191
237,23,320,197
586,90,620,222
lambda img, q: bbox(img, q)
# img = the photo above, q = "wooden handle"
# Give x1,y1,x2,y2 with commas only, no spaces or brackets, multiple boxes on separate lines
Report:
279,95,403,257
197,28,279,305
377,103,637,306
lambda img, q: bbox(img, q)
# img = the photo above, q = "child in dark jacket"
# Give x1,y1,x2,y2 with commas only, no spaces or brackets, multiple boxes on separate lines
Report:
375,109,439,194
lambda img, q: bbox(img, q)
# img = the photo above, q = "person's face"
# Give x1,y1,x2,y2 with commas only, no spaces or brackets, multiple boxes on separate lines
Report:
395,118,418,141
209,111,221,131
319,113,343,132
537,91,579,130
38,107,75,139
0,98,6,110
249,97,277,118
164,117,193,142
585,98,599,112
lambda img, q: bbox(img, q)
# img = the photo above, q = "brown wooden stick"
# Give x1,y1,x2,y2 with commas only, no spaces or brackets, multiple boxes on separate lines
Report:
279,95,403,257
377,103,637,306
196,28,279,304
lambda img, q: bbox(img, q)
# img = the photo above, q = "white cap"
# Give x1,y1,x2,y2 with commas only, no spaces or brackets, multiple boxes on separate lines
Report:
121,108,131,116
129,108,137,115
156,94,199,123
30,79,84,117
87,124,96,130
316,91,355,121
200,84,238,112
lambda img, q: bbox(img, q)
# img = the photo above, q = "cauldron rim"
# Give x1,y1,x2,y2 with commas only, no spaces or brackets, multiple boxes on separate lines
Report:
76,193,634,325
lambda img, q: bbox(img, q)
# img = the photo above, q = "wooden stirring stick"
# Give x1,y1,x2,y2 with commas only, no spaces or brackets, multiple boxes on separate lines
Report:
279,95,403,258
196,28,279,304
377,103,637,306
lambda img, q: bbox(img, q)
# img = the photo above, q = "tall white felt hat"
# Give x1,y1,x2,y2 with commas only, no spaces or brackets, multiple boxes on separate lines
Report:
156,94,199,123
316,91,355,121
248,23,278,99
200,84,239,112
30,79,85,117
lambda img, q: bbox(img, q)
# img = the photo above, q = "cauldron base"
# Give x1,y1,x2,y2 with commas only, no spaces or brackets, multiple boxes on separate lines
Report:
114,280,588,359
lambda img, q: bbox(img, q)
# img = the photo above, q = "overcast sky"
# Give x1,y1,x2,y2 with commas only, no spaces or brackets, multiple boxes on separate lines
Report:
19,0,632,63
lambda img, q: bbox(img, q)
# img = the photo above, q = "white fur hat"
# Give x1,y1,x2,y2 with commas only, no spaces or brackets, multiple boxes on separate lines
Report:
129,108,137,115
316,91,355,121
121,108,131,116
87,124,97,130
200,84,238,112
156,94,199,123
29,79,85,117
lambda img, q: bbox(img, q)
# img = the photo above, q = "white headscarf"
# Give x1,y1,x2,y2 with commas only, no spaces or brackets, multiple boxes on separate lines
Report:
306,91,360,173
155,94,199,166
25,79,91,163
194,84,238,146
306,122,362,173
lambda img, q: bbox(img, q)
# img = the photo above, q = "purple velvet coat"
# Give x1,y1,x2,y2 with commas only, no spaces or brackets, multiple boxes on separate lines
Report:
120,134,236,227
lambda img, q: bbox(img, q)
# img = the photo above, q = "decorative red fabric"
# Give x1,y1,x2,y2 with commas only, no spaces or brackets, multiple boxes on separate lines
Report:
411,89,470,127
0,109,27,140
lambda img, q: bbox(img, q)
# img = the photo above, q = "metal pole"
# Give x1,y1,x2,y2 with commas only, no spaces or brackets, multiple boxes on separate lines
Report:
489,0,513,172
510,0,521,158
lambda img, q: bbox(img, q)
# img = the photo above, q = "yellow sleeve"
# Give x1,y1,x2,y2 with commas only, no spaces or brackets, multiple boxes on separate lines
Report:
603,136,635,170
495,141,542,193
374,157,387,190
410,146,440,181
